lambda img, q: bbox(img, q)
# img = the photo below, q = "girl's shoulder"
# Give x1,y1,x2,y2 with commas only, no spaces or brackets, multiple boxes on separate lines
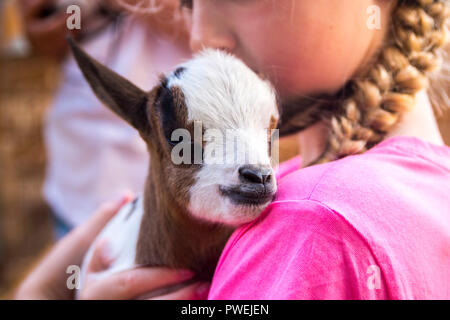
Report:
275,135,450,205
209,136,450,299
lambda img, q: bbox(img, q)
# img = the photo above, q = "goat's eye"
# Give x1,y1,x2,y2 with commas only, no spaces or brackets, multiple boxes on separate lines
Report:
167,129,191,147
167,136,195,149
267,129,274,154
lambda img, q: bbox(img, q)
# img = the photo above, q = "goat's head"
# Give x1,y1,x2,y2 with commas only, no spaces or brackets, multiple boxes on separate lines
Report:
69,39,279,227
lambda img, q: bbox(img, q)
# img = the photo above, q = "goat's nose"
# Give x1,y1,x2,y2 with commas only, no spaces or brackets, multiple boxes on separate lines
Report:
239,165,272,184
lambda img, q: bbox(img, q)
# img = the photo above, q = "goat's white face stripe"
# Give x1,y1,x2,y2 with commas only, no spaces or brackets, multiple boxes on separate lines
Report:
168,49,279,225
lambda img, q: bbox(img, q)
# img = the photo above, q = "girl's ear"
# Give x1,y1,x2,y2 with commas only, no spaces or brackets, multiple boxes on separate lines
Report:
68,37,151,134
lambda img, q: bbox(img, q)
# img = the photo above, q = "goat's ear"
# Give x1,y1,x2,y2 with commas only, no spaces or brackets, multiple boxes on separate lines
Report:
67,37,150,134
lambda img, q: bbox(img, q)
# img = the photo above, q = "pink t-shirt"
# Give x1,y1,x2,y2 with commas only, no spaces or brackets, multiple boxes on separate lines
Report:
208,136,450,299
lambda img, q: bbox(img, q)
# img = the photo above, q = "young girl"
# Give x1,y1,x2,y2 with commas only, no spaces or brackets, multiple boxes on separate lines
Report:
16,0,450,299
179,0,450,299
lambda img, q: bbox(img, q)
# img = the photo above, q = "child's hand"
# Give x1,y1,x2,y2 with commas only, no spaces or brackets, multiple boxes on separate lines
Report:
14,194,132,299
78,239,210,300
14,193,210,300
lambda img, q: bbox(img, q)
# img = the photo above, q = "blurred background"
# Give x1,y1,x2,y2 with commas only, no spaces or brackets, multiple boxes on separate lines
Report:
0,0,449,300
0,0,58,299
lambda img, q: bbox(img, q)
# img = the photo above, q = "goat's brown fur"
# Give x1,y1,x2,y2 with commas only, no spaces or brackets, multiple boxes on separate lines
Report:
68,38,234,282
137,84,234,279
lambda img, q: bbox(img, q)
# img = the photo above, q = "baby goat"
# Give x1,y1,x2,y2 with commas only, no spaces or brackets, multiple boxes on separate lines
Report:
68,39,279,295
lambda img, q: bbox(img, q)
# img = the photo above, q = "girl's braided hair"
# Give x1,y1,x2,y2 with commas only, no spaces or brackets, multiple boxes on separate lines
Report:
310,0,450,165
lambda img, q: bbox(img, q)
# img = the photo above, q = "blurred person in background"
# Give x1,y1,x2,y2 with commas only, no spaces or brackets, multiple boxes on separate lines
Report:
18,0,191,239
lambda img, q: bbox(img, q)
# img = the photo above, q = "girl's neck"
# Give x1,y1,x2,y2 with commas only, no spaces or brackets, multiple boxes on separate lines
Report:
298,89,445,168
384,90,444,145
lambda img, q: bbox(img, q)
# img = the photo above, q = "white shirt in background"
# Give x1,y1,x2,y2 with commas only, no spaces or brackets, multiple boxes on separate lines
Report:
43,16,191,227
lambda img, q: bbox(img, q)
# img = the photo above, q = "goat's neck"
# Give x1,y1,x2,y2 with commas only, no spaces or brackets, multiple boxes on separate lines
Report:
135,160,234,279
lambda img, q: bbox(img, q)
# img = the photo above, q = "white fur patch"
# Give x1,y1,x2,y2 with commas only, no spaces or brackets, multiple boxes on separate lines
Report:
77,197,144,297
168,49,278,132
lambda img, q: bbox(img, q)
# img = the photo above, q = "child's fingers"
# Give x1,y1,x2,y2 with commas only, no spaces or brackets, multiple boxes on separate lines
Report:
14,194,133,300
86,238,114,273
43,193,134,272
80,267,195,300
150,282,211,300
77,193,134,245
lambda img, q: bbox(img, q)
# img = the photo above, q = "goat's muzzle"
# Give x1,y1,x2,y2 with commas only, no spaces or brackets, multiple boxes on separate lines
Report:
219,165,276,206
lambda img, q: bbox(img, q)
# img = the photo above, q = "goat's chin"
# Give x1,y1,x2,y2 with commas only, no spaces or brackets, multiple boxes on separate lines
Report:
221,203,271,226
188,199,271,227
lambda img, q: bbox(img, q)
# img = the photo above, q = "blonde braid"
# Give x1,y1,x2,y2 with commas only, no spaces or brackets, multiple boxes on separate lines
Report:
311,0,449,165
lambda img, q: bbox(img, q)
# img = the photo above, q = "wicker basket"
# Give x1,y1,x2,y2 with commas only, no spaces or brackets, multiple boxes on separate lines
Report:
0,55,60,298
